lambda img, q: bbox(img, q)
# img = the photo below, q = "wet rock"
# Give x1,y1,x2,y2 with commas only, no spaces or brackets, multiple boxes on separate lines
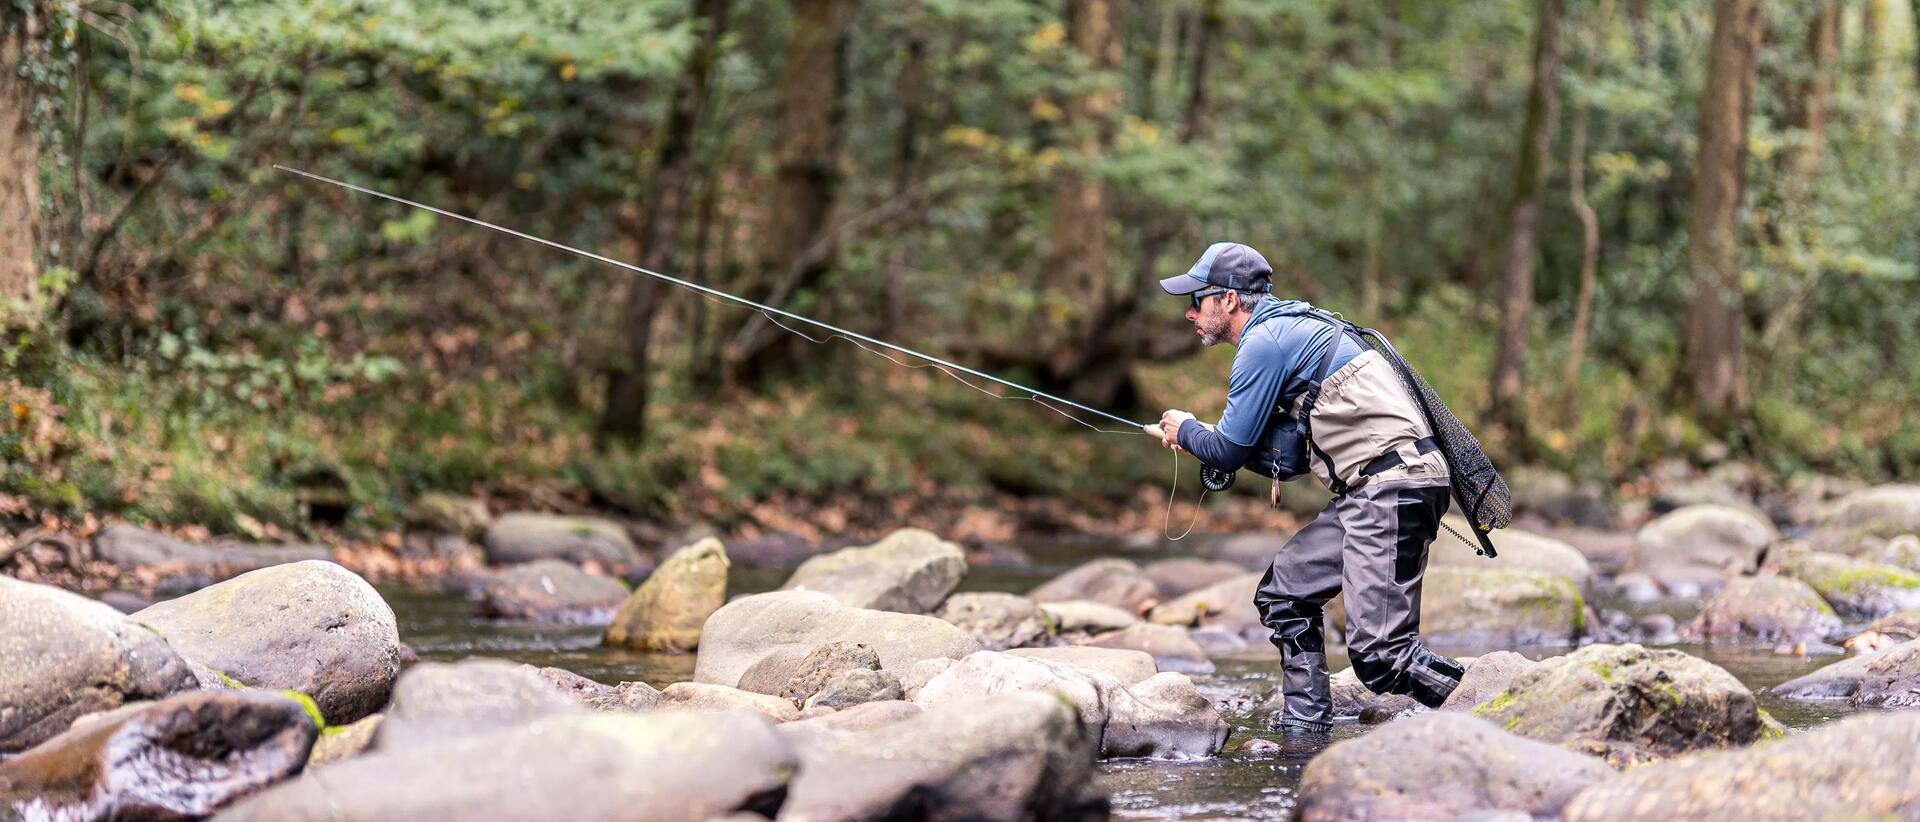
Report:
1809,484,1920,555
1680,573,1842,646
309,713,381,766
1551,527,1636,567
1211,532,1291,569
779,527,966,614
913,651,1227,760
1189,625,1252,655
1295,712,1610,822
1853,610,1920,643
935,592,1049,651
1007,646,1158,686
474,559,627,624
660,682,803,722
1773,637,1920,707
1027,558,1159,613
91,523,333,580
0,577,197,754
1434,517,1592,588
759,641,882,704
1563,710,1920,822
374,659,580,748
1777,550,1920,620
1356,694,1425,724
900,657,957,699
693,591,980,688
806,668,903,710
133,561,400,725
1607,571,1663,603
1415,566,1584,646
603,537,729,651
1142,557,1247,598
1508,466,1615,528
781,693,1107,821
1079,622,1215,674
1633,613,1681,644
1145,572,1262,635
1473,643,1765,765
1438,652,1541,712
481,512,643,571
223,711,795,821
1038,599,1139,635
1626,504,1775,595
404,493,492,540
530,666,660,713
0,690,318,819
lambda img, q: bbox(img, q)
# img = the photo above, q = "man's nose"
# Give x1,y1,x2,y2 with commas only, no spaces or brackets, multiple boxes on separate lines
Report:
1185,305,1198,321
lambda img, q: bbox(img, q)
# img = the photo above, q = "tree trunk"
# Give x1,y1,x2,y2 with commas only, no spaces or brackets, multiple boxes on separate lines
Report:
1784,0,1840,182
1685,0,1763,420
1563,0,1612,405
725,0,856,381
0,16,41,309
1044,0,1126,312
598,0,732,443
1488,0,1563,445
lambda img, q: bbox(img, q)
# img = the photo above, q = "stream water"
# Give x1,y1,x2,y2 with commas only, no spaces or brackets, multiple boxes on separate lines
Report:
383,539,1860,821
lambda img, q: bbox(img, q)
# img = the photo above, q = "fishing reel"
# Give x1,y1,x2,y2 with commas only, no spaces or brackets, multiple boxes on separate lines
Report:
1199,465,1236,492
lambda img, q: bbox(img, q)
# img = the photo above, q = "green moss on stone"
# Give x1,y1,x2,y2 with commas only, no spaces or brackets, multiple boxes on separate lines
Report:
213,670,248,689
279,690,328,731
1474,690,1518,717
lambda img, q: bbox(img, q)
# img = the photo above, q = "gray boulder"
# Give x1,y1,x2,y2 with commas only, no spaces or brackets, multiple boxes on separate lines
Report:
1680,573,1842,646
1809,484,1920,555
1079,622,1214,673
1027,558,1158,613
1772,637,1920,708
779,527,966,613
373,659,580,748
475,559,628,624
659,682,802,722
1038,599,1139,635
0,576,197,753
1473,644,1767,765
693,591,980,688
135,561,400,725
0,690,318,819
1145,572,1262,635
1007,646,1158,686
1211,532,1292,569
481,512,643,571
1563,711,1920,822
935,592,1049,650
1777,549,1920,620
1395,566,1584,646
603,537,729,651
1295,712,1611,822
92,523,331,578
744,641,881,705
1626,504,1776,594
806,668,904,710
1508,466,1615,527
221,711,795,821
1142,557,1247,598
1438,652,1541,712
1433,516,1592,588
780,693,1107,821
404,493,492,539
529,666,662,713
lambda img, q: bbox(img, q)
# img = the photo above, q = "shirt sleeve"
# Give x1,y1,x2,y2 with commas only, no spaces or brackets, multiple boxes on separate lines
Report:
1212,331,1297,447
1176,418,1256,470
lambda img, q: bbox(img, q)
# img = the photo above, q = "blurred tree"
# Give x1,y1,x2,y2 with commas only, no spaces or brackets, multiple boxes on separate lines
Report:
1489,0,1563,448
1685,0,1764,420
1562,0,1614,402
1,3,46,307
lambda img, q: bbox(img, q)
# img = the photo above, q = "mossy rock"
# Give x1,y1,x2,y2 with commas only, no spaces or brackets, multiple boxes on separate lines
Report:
1778,550,1920,620
1414,565,1585,646
1680,574,1842,646
604,537,729,651
1810,484,1920,555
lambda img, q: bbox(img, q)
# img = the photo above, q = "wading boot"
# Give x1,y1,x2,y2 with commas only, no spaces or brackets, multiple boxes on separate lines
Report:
1262,715,1334,755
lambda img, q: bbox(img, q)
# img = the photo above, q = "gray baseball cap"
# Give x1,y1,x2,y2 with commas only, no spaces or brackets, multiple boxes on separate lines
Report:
1159,242,1274,295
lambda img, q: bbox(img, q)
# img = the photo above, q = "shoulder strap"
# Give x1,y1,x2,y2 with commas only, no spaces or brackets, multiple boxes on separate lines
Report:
1290,310,1365,494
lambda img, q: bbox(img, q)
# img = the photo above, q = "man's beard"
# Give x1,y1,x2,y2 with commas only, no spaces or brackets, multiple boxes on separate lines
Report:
1196,312,1230,346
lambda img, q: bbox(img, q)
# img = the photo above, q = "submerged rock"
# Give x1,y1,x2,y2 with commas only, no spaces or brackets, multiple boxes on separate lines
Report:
1777,550,1920,620
1295,712,1610,822
481,512,643,572
0,690,318,820
374,659,580,749
1473,643,1765,765
0,576,197,754
1079,622,1214,673
935,592,1050,650
1564,711,1920,822
1773,637,1920,708
779,527,966,614
693,591,980,688
1626,504,1775,594
1680,573,1842,646
222,711,796,821
603,537,729,651
134,560,399,725
475,559,627,624
1027,558,1159,613
781,693,1108,821
1809,484,1920,555
1142,557,1247,598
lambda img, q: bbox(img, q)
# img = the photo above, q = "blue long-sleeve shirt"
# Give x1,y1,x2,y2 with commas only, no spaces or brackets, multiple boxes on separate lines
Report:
1176,298,1365,478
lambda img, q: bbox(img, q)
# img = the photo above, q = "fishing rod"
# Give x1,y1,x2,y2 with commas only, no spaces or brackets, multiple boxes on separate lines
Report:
272,165,1151,432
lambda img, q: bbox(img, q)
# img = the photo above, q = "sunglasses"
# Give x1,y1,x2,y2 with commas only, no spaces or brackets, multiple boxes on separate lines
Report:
1190,288,1229,311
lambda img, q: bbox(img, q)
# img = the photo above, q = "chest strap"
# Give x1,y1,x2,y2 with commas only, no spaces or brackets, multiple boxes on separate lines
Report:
1291,310,1367,494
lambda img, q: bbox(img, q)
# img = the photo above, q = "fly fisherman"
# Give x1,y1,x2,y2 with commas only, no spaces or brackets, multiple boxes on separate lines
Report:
1142,241,1465,746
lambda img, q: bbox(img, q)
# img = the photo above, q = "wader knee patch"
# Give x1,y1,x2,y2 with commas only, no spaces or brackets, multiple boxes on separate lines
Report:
1393,484,1449,584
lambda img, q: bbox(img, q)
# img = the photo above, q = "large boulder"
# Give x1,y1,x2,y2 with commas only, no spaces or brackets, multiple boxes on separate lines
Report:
481,512,643,572
1772,637,1920,708
1007,647,1158,686
90,523,332,579
779,528,966,614
373,659,581,749
603,537,729,651
1433,517,1592,588
1028,558,1159,613
0,576,197,753
221,711,795,821
1039,600,1139,635
1141,557,1247,598
1507,466,1615,527
1680,573,1842,646
1145,572,1262,636
1564,711,1920,822
0,690,318,819
1626,504,1776,594
1809,484,1920,554
474,559,627,624
1473,644,1767,765
1078,622,1214,673
934,592,1049,651
1777,549,1920,620
134,561,400,725
1294,712,1611,822
1407,566,1584,646
659,682,803,722
693,591,980,688
913,650,1227,760
1438,651,1541,712
404,493,492,539
780,693,1108,821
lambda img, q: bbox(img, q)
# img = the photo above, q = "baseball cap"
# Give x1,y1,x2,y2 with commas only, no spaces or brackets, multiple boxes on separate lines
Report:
1159,242,1274,295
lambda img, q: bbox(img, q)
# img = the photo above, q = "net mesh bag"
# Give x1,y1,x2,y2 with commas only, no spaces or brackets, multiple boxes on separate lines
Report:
1359,330,1513,533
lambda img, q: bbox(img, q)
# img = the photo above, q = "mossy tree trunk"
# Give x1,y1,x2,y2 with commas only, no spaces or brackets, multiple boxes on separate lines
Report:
1488,0,1563,449
1684,0,1763,421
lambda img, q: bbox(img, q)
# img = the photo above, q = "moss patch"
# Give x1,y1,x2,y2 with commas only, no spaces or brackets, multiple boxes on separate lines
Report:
278,689,328,732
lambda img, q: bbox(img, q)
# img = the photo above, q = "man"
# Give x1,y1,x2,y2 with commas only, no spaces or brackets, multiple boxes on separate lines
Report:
1143,241,1464,745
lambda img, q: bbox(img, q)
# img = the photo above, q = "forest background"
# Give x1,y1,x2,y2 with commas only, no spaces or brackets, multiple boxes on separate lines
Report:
2,0,1917,542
